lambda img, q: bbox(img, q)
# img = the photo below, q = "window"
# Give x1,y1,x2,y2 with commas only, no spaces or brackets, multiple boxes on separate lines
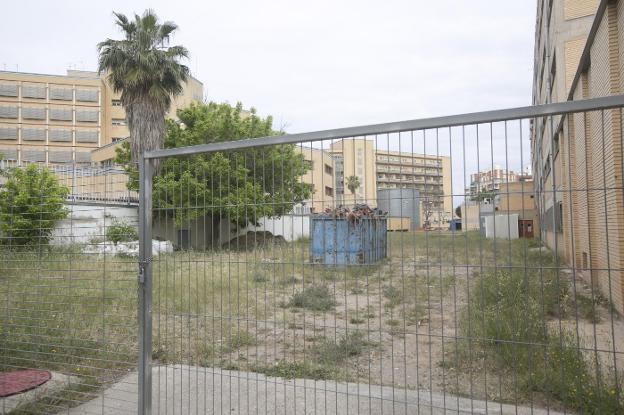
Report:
112,99,122,107
112,137,126,143
22,128,46,141
49,87,73,101
76,89,99,102
325,186,334,197
0,106,18,119
76,110,99,123
112,118,127,126
22,85,46,99
22,107,46,120
0,84,18,97
49,129,73,142
0,126,18,139
76,130,99,143
49,108,72,121
324,164,333,175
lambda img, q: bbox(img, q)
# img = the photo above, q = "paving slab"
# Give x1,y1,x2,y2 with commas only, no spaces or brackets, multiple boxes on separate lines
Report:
67,365,570,414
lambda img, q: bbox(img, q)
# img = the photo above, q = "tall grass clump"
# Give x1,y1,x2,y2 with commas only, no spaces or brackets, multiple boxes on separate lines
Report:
462,264,623,413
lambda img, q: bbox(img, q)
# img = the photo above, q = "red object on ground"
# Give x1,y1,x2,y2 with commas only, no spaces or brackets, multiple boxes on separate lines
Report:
0,370,51,397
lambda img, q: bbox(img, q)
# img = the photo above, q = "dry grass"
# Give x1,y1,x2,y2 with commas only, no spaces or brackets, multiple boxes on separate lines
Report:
1,231,622,413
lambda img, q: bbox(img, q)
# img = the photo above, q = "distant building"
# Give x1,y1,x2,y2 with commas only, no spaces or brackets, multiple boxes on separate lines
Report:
0,69,203,166
466,165,520,201
329,138,452,224
296,146,336,213
329,139,377,207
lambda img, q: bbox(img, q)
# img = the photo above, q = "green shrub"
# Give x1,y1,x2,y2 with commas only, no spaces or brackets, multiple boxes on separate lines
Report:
288,285,336,311
106,221,138,245
0,164,69,248
462,268,623,413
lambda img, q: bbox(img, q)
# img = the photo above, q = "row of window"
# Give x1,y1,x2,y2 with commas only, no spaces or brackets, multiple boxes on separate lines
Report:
0,84,99,102
377,155,441,165
0,126,98,143
0,148,91,163
0,105,99,122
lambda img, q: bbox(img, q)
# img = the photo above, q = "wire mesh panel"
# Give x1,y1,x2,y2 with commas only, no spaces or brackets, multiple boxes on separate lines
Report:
139,96,624,414
0,163,140,414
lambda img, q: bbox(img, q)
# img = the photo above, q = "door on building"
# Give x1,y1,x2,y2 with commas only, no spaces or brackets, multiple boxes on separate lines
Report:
518,220,534,238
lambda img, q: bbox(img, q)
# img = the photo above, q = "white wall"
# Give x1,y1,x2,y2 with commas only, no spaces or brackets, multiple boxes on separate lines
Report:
241,215,310,242
484,214,519,240
51,203,138,245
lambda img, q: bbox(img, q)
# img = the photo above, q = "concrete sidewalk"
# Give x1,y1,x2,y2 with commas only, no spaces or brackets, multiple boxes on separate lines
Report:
68,365,568,414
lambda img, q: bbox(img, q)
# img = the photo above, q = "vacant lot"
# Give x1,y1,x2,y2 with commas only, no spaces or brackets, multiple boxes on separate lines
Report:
1,231,623,413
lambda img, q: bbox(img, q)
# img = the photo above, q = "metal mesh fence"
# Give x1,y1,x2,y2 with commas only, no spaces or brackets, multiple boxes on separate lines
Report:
1,96,624,414
0,164,139,414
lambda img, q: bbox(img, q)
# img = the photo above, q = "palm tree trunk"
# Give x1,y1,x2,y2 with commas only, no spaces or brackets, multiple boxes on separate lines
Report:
126,96,167,170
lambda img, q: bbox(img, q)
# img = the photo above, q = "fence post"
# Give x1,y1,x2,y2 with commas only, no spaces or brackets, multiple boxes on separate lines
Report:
138,155,153,415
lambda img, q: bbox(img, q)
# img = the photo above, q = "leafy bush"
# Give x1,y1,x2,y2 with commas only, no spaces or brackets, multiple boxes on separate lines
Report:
106,221,138,245
0,164,69,248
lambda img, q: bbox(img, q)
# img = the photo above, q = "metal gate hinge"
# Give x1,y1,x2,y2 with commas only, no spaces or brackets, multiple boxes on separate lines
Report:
138,257,153,284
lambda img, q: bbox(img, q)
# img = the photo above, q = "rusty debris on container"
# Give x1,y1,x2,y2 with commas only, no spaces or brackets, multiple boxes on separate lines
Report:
317,204,387,223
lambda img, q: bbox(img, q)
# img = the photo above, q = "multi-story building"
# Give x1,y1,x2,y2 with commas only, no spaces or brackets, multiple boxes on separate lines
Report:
466,165,519,199
375,149,452,223
329,139,377,206
296,146,336,213
532,0,624,313
329,138,452,224
0,69,203,166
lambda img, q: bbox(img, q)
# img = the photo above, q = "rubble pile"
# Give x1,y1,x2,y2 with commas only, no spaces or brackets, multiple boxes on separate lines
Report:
317,204,387,223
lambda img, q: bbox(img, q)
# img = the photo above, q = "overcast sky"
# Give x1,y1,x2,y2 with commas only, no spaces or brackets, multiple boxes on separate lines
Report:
1,1,537,205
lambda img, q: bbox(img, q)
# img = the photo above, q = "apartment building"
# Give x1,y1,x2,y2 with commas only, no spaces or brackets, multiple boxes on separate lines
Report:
532,0,624,313
329,139,377,206
0,69,203,166
296,146,336,213
375,149,452,223
466,165,520,199
329,138,452,223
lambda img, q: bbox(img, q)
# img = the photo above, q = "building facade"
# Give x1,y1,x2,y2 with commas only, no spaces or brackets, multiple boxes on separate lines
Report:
329,139,377,206
296,146,336,213
0,69,203,166
532,0,624,313
329,138,452,224
466,165,520,199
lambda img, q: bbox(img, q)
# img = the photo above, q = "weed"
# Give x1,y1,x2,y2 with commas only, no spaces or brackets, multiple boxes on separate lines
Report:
310,331,374,366
383,285,404,309
251,360,336,380
288,285,336,311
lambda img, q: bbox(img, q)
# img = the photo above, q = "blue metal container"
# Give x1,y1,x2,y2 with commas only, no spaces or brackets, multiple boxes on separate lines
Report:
310,217,387,265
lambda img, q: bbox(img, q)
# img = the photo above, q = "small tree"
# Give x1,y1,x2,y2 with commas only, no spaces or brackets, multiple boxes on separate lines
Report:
0,165,69,247
346,175,360,202
106,221,138,245
455,205,462,218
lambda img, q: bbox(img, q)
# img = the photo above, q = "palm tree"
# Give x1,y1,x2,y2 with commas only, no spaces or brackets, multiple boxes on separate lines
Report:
346,175,360,203
98,10,190,165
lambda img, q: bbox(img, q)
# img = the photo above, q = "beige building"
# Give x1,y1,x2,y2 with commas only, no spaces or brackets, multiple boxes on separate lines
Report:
329,139,452,221
376,149,452,225
330,139,377,206
0,69,203,166
296,146,336,213
496,181,539,238
532,0,624,313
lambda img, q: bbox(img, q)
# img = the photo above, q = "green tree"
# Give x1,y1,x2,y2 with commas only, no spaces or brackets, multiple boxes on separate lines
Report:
98,9,190,165
116,102,312,241
0,165,69,247
346,175,360,196
455,205,462,218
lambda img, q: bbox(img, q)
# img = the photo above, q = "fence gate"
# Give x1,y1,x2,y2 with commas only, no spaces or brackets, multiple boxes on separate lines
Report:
137,95,624,414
